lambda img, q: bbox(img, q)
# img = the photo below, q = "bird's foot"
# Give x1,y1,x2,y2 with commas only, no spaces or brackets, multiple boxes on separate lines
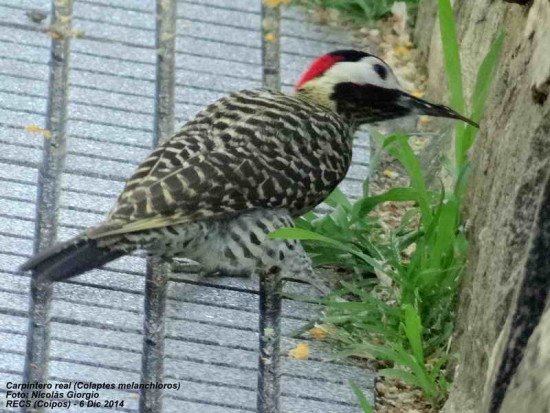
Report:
281,272,333,297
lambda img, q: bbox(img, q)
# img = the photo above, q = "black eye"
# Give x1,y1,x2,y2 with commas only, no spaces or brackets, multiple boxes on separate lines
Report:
373,64,388,80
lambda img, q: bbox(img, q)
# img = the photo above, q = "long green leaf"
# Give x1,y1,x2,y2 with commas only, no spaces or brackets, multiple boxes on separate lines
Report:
438,0,464,114
332,204,350,228
269,228,384,271
385,135,432,227
324,187,352,210
438,0,468,168
350,380,374,413
428,198,457,272
341,342,412,367
461,30,504,153
403,305,425,366
352,187,426,219
379,368,423,388
389,342,434,396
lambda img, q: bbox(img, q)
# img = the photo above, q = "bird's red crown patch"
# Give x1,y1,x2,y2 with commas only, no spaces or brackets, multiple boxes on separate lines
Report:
294,54,343,91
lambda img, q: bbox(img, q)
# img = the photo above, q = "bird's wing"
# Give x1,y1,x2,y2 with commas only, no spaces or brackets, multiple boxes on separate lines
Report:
86,91,347,240
89,143,276,238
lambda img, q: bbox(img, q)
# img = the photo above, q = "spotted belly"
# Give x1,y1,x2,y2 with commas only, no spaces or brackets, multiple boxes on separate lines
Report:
108,208,312,278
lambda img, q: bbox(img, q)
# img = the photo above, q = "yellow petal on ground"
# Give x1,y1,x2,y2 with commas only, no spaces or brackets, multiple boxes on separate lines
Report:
309,325,335,339
70,29,85,38
24,125,52,139
309,327,327,339
47,31,61,39
383,169,399,178
394,46,410,57
263,0,281,7
411,137,428,149
411,90,424,98
264,32,276,43
288,343,310,360
418,116,431,126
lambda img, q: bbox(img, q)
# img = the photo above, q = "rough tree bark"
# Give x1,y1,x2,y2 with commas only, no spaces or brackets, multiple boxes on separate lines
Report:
413,1,550,412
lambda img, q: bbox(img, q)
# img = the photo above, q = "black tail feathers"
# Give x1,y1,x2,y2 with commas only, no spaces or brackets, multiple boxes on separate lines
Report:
20,236,125,282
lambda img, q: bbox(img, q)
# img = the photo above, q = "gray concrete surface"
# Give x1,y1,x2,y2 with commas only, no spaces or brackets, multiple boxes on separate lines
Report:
0,0,374,411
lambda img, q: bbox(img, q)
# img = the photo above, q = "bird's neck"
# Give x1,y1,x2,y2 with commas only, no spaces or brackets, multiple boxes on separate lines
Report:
294,89,360,135
294,83,336,112
295,82,372,128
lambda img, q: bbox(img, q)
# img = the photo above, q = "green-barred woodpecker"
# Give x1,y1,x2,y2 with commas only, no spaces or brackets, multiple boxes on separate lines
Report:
21,50,477,285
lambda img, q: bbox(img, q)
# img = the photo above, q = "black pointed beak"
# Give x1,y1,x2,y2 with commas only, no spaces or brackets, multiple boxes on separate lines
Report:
399,91,479,128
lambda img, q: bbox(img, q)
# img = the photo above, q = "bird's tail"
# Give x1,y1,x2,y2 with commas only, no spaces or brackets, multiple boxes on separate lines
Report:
20,236,125,282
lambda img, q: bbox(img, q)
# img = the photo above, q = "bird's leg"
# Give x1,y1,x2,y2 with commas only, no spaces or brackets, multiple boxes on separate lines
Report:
170,258,201,274
280,270,333,297
257,264,283,413
279,240,334,298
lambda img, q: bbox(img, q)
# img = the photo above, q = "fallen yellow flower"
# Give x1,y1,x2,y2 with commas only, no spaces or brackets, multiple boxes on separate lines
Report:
47,31,61,39
24,125,52,139
264,32,276,43
394,46,410,57
309,327,327,339
383,169,399,178
263,0,282,7
411,90,424,98
309,325,335,339
288,343,309,360
418,115,431,126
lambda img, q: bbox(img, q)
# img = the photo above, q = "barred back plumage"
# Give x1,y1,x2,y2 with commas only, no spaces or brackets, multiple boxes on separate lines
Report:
89,89,354,241
21,49,476,286
22,88,355,283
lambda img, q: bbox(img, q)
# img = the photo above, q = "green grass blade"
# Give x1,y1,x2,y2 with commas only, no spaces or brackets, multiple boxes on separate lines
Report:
428,197,458,272
384,135,432,227
324,187,353,210
386,342,435,396
332,204,350,228
269,227,334,242
471,31,504,117
461,30,504,152
342,342,412,367
349,380,374,413
438,0,467,168
437,0,464,114
352,187,427,219
379,368,423,388
270,228,384,271
403,304,425,366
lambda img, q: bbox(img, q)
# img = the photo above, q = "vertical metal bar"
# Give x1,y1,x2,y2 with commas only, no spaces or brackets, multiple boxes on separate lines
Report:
140,258,170,412
23,0,73,409
139,0,176,411
262,3,281,91
258,4,282,413
257,266,283,413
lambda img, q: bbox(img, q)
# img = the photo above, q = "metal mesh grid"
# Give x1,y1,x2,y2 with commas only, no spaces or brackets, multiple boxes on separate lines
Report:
0,1,375,411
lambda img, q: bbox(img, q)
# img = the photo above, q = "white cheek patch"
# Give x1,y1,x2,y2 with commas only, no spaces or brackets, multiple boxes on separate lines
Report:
324,56,402,90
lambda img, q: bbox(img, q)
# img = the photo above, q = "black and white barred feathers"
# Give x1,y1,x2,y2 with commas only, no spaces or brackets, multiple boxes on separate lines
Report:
22,89,353,283
22,50,476,284
99,89,353,237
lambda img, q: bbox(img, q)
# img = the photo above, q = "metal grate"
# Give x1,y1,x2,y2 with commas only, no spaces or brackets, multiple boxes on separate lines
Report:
0,0,375,411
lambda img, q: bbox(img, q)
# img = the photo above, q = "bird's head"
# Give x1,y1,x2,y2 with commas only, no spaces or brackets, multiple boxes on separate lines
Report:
295,50,477,127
